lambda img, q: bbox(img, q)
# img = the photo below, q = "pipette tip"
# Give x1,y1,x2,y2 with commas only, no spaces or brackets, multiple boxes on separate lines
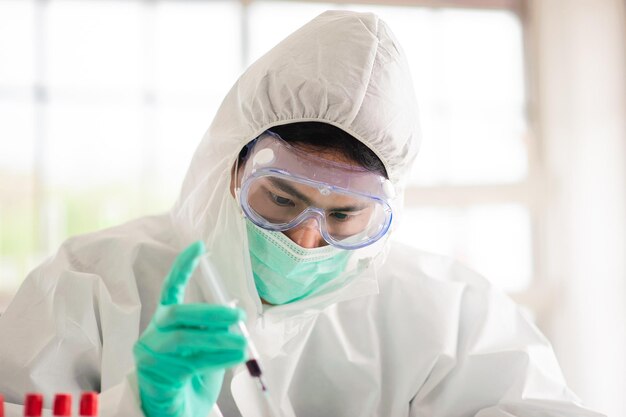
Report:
259,377,268,392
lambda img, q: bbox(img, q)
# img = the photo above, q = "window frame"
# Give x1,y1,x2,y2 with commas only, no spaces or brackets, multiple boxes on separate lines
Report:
2,0,541,309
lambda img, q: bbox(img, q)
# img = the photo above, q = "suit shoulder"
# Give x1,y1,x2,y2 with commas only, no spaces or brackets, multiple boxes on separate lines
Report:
58,213,178,271
380,240,492,291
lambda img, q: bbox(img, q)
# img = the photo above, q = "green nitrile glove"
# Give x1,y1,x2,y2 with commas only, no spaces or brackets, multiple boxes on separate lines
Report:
133,241,247,417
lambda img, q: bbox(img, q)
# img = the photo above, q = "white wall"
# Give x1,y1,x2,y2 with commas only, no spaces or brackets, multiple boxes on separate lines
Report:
529,0,626,415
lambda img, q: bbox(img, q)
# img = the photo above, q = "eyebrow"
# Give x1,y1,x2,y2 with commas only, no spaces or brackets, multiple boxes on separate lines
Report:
269,177,312,205
268,177,369,212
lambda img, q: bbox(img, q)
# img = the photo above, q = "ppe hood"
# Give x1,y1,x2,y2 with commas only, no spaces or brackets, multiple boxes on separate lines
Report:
171,10,421,315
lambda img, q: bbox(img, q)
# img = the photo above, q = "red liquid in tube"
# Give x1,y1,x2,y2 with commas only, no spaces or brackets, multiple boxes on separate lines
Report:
24,394,43,417
53,394,72,416
79,392,99,416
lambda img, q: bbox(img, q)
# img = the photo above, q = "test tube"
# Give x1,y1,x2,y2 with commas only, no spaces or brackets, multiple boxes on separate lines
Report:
199,256,269,393
53,394,71,417
24,394,42,417
79,392,99,416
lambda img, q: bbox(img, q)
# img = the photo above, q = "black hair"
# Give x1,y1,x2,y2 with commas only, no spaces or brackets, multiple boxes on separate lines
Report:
238,122,388,178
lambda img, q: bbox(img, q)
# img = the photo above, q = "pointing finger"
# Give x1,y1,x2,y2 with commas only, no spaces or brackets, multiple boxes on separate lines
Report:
160,241,205,306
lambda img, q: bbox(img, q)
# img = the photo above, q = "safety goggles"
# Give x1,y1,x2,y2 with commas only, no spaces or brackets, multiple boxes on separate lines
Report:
237,131,394,250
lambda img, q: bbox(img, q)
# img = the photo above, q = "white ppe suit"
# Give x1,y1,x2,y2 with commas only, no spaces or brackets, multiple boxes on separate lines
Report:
0,10,604,417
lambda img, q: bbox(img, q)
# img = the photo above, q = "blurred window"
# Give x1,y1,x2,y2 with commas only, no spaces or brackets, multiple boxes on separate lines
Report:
0,0,531,301
0,0,240,296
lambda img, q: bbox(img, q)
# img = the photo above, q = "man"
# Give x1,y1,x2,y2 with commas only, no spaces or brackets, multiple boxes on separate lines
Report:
0,10,604,417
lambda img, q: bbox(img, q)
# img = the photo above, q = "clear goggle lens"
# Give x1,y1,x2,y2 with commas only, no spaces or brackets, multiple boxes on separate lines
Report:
240,173,392,249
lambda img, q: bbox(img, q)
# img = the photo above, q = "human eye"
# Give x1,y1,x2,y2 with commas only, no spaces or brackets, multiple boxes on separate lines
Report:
269,191,295,207
329,211,353,222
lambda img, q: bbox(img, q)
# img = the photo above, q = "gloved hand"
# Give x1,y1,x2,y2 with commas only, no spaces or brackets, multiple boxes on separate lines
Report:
133,241,247,417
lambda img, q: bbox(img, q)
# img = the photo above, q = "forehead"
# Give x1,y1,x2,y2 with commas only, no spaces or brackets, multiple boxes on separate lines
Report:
291,144,363,168
264,177,371,210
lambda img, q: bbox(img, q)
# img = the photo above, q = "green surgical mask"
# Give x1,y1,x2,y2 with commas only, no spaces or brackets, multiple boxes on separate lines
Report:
245,219,351,305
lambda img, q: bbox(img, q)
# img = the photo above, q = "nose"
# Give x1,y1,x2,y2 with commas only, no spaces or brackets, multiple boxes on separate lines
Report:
283,219,327,248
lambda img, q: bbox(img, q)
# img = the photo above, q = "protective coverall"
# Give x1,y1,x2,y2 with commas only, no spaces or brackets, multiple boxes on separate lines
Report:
0,10,605,417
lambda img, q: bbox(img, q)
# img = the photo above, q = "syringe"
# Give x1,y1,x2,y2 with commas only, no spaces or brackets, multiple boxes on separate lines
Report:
198,256,269,393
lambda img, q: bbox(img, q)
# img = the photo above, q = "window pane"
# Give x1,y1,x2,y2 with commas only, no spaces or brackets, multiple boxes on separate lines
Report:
41,99,146,241
0,99,35,172
155,1,241,95
0,98,36,293
439,10,525,104
411,9,528,185
152,103,215,199
46,0,143,91
0,0,35,88
413,108,528,184
394,204,533,292
46,100,144,187
0,198,36,294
